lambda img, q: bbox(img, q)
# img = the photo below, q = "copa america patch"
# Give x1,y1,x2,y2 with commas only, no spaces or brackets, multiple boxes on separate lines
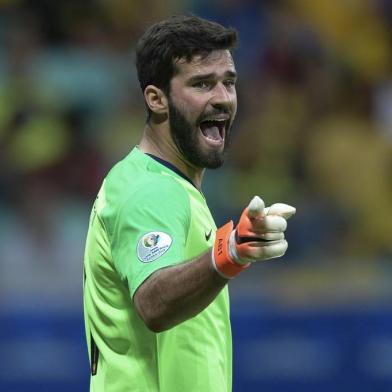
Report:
137,232,172,263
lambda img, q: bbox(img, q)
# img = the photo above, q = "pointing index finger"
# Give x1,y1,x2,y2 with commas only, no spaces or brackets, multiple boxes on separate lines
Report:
264,203,296,219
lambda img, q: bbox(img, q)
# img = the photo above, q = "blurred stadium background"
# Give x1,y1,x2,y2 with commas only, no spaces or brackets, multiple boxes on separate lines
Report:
1,0,392,391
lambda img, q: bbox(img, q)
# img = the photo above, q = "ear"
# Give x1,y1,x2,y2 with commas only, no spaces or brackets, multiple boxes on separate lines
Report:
144,85,168,114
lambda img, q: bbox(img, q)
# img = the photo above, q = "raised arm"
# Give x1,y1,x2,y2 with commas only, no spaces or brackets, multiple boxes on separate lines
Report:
134,196,296,332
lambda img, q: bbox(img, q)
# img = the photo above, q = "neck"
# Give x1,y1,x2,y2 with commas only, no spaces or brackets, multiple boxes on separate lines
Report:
139,121,205,190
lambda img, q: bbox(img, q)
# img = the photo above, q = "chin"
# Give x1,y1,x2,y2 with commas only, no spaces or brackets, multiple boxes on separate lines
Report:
197,150,226,169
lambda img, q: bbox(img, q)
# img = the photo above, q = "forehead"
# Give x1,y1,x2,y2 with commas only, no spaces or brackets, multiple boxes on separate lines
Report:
175,50,236,79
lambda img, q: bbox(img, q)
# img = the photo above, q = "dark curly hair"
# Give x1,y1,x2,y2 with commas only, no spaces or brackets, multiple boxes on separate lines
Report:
136,15,238,99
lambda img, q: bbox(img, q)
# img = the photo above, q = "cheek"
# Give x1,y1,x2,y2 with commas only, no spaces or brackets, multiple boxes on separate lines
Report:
182,91,204,107
172,93,205,118
229,95,238,117
232,91,238,110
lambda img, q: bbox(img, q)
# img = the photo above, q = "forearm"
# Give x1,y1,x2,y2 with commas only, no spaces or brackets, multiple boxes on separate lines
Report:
134,250,228,332
134,198,296,333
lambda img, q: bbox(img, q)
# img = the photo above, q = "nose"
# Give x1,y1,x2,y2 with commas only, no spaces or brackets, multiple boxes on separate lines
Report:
210,82,235,111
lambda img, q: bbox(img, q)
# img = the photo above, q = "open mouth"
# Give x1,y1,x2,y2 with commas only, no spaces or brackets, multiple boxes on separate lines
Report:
199,119,228,146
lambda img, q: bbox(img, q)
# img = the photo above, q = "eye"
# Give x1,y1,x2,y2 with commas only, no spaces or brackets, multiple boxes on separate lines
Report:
223,79,236,88
193,80,212,90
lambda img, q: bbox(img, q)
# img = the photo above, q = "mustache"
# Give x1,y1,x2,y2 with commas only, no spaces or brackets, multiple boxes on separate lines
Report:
197,107,232,122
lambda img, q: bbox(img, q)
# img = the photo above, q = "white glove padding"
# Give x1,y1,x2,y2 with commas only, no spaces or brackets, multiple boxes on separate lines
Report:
229,196,296,264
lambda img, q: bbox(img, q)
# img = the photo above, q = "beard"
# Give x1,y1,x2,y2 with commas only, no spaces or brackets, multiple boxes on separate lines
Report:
168,98,232,169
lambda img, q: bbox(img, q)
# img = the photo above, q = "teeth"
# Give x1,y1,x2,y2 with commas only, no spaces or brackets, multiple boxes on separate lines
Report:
202,118,227,122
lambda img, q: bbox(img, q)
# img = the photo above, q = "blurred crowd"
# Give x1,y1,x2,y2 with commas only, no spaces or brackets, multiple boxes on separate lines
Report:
1,0,392,308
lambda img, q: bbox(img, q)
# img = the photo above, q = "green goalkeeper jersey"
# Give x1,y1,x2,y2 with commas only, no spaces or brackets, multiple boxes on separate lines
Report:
83,147,232,392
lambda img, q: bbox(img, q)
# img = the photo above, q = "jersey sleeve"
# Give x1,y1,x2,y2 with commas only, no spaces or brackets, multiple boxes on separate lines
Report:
111,175,191,298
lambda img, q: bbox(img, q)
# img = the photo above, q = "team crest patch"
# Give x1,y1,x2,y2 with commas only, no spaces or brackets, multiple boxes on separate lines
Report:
137,232,172,263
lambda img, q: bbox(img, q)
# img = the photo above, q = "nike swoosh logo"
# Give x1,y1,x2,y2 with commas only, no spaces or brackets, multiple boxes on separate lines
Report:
205,230,212,242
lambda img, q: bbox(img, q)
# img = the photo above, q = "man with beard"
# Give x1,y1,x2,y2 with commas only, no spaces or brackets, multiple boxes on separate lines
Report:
83,15,295,392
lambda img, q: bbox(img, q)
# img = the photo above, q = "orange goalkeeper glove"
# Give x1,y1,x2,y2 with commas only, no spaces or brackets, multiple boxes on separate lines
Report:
212,196,296,279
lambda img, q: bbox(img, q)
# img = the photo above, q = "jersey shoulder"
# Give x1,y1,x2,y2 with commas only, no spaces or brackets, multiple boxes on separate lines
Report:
98,149,192,236
106,148,191,204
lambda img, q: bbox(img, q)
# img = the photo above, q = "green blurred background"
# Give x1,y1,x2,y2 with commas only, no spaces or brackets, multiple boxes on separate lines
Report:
1,0,392,391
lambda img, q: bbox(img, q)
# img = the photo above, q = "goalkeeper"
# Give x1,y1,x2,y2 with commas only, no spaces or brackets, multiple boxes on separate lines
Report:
83,15,296,392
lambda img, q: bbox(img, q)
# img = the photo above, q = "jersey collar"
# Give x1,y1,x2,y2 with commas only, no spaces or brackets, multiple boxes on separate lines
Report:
145,153,197,189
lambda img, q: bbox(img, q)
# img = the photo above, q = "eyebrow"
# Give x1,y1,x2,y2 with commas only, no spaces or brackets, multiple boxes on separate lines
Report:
187,70,237,84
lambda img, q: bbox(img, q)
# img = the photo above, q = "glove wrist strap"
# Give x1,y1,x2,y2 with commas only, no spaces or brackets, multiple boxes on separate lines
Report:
212,221,250,279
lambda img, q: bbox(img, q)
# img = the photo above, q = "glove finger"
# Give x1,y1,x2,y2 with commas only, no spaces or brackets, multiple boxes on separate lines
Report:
248,240,288,261
262,240,288,260
266,203,296,219
262,215,287,232
246,215,287,233
259,232,285,241
245,238,284,248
